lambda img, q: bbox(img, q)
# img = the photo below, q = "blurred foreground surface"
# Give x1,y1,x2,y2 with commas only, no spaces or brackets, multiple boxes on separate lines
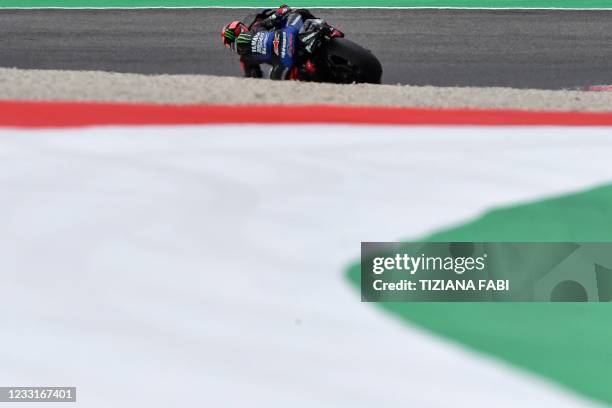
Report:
2,124,611,406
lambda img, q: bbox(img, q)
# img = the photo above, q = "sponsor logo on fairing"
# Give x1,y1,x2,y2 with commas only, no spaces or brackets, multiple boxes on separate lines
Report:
273,32,280,55
281,32,287,58
251,32,268,55
289,14,302,27
288,33,294,57
302,32,317,53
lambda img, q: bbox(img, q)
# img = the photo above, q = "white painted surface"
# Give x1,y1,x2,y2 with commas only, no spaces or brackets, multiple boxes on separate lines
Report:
1,124,610,407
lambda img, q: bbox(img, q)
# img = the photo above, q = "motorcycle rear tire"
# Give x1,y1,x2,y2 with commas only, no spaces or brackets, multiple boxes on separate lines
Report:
320,38,382,84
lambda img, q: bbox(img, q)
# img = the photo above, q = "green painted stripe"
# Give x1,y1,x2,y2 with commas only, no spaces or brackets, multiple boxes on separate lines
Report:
2,0,612,8
347,183,612,405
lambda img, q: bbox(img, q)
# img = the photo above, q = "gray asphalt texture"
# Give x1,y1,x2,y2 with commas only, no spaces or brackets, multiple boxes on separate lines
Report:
1,9,611,89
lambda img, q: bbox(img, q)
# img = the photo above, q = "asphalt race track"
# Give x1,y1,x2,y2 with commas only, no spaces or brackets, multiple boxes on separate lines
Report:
1,8,611,89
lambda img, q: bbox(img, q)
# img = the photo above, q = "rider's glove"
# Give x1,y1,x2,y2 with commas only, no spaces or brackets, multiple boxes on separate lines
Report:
276,4,291,16
262,4,291,28
303,18,325,32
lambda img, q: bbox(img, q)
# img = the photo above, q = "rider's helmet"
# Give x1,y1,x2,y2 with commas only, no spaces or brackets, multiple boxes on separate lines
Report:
221,20,248,49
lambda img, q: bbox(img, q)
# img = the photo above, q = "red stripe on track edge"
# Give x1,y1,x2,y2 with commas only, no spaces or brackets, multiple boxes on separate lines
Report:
586,85,612,92
2,100,612,127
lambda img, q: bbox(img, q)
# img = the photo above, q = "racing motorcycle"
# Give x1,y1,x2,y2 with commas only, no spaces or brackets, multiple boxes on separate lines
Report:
293,24,383,84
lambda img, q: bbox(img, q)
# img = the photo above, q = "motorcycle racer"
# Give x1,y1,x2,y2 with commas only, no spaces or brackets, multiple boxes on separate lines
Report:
221,5,343,80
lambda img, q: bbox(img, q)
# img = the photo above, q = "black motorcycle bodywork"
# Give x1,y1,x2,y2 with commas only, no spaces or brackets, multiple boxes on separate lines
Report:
299,37,383,84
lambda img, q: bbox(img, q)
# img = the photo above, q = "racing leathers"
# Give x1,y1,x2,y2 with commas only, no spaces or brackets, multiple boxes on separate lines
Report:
233,6,323,80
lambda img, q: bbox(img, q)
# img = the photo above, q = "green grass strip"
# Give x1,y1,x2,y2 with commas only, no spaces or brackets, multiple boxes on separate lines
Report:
2,0,612,8
347,183,612,404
